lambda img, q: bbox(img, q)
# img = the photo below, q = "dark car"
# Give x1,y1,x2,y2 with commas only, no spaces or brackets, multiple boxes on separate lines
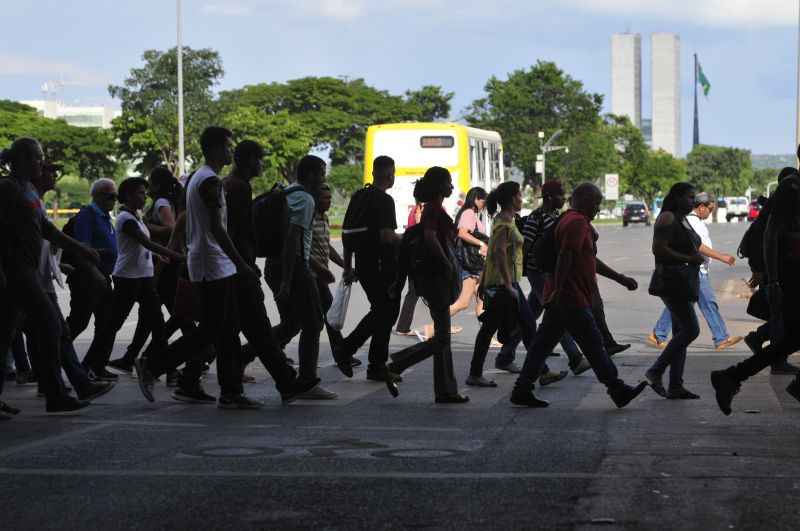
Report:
622,202,651,227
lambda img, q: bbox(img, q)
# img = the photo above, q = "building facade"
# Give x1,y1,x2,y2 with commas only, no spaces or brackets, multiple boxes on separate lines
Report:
651,33,681,156
611,33,642,128
20,100,120,129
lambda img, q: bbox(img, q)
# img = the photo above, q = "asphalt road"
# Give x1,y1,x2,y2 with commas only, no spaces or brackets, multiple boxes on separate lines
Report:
3,221,800,530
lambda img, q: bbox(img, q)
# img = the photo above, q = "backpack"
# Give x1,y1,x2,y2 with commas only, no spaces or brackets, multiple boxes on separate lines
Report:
398,223,460,306
341,185,377,253
738,216,765,260
531,213,566,274
252,183,289,259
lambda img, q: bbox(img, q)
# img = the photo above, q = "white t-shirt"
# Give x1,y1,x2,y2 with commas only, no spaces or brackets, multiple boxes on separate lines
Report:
112,210,154,279
186,165,236,282
151,197,174,225
687,213,712,274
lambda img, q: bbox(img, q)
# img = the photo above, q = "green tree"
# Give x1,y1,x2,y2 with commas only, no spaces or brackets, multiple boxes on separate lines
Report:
686,145,752,197
109,47,224,175
222,106,314,192
633,150,688,206
464,61,603,185
751,167,780,196
404,85,453,121
327,164,364,197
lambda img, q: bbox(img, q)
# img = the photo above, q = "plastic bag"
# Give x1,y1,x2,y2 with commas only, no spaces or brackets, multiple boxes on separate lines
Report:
326,279,352,331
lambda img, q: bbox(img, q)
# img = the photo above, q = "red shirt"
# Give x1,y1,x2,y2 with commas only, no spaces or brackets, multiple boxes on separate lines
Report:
544,209,597,308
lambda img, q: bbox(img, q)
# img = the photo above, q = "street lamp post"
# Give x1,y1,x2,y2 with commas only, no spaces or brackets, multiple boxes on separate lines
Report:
176,0,186,179
538,130,569,184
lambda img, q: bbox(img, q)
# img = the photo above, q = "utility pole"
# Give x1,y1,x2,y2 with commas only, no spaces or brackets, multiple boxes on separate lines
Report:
538,130,569,184
177,0,186,179
693,53,700,148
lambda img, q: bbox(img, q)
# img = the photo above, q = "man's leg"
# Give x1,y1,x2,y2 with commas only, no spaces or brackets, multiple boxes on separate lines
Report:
82,278,139,373
514,307,568,392
591,289,619,347
697,273,730,347
65,270,101,340
430,303,458,398
200,277,243,398
561,307,625,390
340,263,380,358
362,270,399,373
395,281,419,333
122,306,150,364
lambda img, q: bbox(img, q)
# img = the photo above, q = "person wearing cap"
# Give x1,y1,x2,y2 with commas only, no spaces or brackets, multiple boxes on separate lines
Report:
647,192,743,352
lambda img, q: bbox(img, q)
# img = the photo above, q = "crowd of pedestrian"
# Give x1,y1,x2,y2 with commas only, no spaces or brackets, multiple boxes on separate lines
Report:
2,130,798,420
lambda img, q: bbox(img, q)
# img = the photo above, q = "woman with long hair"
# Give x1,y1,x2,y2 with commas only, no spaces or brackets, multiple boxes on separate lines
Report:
645,182,704,399
386,167,468,403
420,186,488,339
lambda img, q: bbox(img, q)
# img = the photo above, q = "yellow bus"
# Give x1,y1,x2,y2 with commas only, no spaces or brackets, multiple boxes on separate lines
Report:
363,122,504,229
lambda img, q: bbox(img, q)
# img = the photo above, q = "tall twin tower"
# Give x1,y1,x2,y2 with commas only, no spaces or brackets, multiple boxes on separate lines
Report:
611,33,681,157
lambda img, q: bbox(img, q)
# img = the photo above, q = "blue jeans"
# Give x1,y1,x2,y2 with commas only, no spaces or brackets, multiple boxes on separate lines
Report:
649,298,700,389
653,273,729,347
515,305,623,392
495,271,583,368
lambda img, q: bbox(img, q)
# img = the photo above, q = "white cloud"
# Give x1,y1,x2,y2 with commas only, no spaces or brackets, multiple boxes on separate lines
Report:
0,53,107,86
201,1,253,16
557,0,797,28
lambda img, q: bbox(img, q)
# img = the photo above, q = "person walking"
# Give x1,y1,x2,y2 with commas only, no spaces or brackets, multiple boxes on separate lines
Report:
337,156,402,382
395,200,423,337
644,183,705,399
647,192,742,353
711,175,800,415
385,167,468,404
510,183,647,408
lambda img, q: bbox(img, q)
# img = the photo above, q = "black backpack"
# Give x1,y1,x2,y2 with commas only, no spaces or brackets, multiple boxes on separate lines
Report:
341,185,377,254
252,183,289,260
738,216,765,260
531,213,566,274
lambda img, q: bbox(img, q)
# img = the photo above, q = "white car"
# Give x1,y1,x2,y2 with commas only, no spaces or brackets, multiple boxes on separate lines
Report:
725,196,749,222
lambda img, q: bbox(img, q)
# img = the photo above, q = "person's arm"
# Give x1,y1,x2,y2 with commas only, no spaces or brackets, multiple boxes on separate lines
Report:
596,258,637,290
199,177,258,281
652,212,704,265
41,218,100,267
121,219,184,262
491,226,514,293
147,204,176,240
457,211,487,249
698,243,735,266
329,244,345,269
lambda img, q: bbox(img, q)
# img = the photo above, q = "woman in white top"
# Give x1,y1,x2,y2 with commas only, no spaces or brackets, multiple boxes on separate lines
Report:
88,177,185,376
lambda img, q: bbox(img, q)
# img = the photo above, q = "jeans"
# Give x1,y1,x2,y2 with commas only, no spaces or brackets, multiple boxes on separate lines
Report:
82,276,165,372
496,271,583,368
395,280,419,333
591,288,618,347
654,273,729,347
150,275,243,396
516,304,623,392
340,256,400,371
648,298,700,389
268,260,324,381
390,289,459,398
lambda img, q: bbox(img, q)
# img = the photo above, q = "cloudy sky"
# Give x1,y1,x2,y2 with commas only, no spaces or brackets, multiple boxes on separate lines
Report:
1,0,798,155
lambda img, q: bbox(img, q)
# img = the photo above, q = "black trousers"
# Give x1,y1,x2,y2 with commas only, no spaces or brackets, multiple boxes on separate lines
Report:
82,276,165,372
150,275,243,397
591,288,618,347
65,269,113,341
0,267,64,403
395,280,419,333
340,256,400,371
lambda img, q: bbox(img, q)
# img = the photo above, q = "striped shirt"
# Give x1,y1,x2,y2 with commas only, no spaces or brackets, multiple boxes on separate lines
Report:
310,212,331,270
522,207,560,274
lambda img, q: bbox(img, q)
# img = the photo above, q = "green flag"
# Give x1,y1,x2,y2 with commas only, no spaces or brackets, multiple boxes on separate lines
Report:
698,63,711,97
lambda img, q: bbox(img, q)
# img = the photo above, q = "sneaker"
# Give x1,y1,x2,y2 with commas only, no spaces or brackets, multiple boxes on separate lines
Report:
0,401,21,415
538,370,568,386
395,329,416,337
435,394,470,404
667,387,700,400
15,370,37,386
606,343,631,356
495,362,521,374
609,382,648,409
645,369,667,398
107,358,134,374
771,360,800,375
646,332,667,350
171,386,216,404
744,332,763,356
715,336,743,351
570,358,592,376
710,370,740,416
280,376,321,403
296,385,338,400
46,395,90,413
218,394,264,410
88,367,119,382
510,390,549,408
466,375,498,387
77,382,115,402
134,358,156,403
786,379,800,403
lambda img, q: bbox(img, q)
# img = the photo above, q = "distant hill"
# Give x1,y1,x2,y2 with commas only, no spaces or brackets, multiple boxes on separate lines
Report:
751,154,795,170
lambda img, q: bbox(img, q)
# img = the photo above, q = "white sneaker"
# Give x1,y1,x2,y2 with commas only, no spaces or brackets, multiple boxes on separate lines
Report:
296,385,338,400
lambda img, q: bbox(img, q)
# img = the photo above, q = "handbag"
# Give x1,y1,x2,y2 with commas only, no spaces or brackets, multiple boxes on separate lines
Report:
746,287,770,321
326,279,352,331
455,230,489,276
648,263,700,302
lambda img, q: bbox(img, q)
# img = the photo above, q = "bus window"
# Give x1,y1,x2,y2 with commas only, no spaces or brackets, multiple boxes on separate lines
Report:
489,143,501,185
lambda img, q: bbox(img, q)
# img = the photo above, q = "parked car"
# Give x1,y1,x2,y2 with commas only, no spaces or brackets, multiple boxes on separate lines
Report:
725,196,749,222
747,199,763,222
622,201,651,227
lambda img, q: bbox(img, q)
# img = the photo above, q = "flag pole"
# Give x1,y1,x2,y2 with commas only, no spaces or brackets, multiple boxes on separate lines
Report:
693,53,699,148
177,0,186,179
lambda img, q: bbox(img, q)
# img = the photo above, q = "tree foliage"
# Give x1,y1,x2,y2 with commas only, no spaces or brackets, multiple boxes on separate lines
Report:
404,85,453,121
109,47,224,175
686,145,753,197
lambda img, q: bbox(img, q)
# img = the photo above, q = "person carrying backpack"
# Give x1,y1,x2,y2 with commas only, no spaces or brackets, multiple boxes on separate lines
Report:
336,156,403,383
